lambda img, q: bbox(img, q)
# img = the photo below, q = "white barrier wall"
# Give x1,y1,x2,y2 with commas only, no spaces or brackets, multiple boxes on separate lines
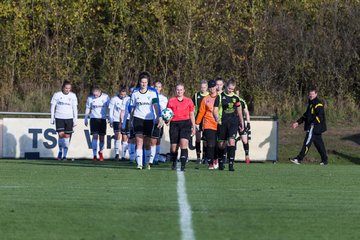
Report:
0,118,278,161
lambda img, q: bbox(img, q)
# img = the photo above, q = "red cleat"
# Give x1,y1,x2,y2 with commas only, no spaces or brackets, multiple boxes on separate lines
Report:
245,156,251,164
98,151,104,161
208,164,214,170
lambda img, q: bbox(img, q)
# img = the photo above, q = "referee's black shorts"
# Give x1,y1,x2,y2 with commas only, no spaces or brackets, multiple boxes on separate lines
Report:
169,120,192,144
55,118,74,134
90,118,107,136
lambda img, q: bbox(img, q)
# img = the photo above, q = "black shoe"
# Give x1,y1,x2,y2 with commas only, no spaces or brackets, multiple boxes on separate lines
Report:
229,164,235,172
219,162,225,171
114,154,119,161
62,157,67,161
121,157,126,161
320,161,328,166
180,165,185,171
171,161,177,170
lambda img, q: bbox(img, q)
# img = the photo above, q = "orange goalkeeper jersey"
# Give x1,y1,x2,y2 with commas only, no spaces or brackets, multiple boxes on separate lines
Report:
195,94,218,131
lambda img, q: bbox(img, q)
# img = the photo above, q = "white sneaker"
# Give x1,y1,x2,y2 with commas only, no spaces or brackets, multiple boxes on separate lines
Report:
289,158,300,165
137,165,143,170
213,159,219,169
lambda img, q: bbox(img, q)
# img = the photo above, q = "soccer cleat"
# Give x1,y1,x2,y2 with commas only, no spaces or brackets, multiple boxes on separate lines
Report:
289,157,300,165
213,159,219,169
208,164,214,170
57,152,62,160
229,164,235,172
137,165,143,170
93,156,98,161
62,157,67,161
320,162,328,166
180,165,185,171
121,157,126,161
98,151,104,161
114,154,119,161
245,156,251,164
146,164,151,170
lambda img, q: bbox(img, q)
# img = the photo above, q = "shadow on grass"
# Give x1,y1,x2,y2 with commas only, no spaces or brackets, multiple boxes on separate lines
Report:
341,133,360,145
6,159,173,171
329,150,360,165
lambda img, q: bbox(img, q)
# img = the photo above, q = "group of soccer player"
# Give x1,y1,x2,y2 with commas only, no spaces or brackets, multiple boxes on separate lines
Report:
50,72,251,172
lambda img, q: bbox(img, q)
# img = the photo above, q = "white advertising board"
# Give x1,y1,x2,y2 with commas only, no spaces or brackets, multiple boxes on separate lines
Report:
1,118,277,161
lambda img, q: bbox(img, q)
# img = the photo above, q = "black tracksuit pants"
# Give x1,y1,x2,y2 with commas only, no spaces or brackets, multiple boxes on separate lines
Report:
297,126,328,163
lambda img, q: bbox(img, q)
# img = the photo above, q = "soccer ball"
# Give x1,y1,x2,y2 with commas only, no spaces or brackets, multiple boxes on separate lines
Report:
162,108,174,121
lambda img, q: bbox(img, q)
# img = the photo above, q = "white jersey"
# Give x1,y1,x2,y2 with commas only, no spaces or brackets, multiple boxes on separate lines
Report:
121,97,132,129
50,91,78,119
109,95,124,123
131,88,159,120
155,93,168,118
159,94,168,112
120,96,131,121
85,93,110,119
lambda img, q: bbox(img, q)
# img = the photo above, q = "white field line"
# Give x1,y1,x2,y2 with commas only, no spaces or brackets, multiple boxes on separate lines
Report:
177,169,195,240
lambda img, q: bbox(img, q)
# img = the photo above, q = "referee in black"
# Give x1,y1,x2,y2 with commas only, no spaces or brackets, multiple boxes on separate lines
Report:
289,86,328,165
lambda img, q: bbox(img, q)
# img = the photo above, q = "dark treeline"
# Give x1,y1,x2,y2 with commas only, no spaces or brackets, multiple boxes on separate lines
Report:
1,0,359,121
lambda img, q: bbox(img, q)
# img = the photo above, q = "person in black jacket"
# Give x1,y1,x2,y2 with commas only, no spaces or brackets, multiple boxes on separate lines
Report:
289,87,328,165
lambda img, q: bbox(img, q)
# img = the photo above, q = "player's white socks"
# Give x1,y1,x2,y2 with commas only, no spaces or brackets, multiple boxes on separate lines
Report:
122,142,128,159
149,145,156,164
114,140,120,155
63,138,70,158
129,143,136,161
136,149,143,166
155,144,161,162
92,138,98,156
99,141,104,152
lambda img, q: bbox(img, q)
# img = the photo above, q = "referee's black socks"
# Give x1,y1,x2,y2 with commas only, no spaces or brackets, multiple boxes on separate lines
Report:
180,149,188,167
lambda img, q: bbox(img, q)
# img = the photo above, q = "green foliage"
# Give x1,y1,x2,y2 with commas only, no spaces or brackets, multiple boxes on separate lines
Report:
0,0,359,120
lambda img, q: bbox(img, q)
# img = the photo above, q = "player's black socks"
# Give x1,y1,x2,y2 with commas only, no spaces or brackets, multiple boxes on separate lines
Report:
218,148,225,164
227,146,236,165
243,143,249,156
195,142,201,159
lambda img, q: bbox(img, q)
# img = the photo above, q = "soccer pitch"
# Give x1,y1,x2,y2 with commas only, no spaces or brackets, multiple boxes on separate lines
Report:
0,160,359,240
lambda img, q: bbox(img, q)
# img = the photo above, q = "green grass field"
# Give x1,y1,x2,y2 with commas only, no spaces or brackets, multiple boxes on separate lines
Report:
1,159,359,240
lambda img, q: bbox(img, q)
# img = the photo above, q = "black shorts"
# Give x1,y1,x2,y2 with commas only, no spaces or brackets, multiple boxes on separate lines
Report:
133,117,154,137
217,118,239,141
152,126,164,139
90,118,107,135
55,118,74,134
203,129,217,147
112,121,121,133
170,120,192,144
121,120,130,135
